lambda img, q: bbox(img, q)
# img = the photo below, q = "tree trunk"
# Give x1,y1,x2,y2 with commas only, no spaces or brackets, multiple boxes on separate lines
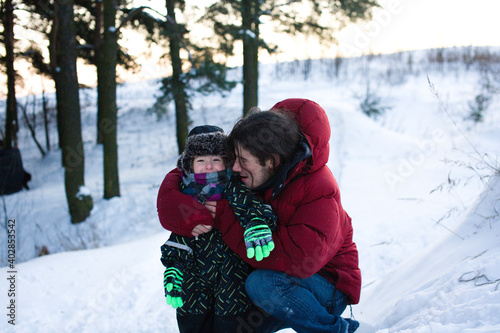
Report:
3,0,18,149
50,3,64,149
53,0,93,223
100,0,120,199
241,0,259,116
42,90,50,151
166,0,189,154
94,0,104,144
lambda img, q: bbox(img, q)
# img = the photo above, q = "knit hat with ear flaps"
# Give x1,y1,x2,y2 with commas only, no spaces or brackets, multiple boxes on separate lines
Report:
177,125,227,174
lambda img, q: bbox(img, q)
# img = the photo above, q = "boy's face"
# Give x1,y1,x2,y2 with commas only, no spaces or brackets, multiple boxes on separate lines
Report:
193,155,225,174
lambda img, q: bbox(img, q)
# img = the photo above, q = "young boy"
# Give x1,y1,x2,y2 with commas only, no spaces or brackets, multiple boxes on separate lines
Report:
160,125,276,333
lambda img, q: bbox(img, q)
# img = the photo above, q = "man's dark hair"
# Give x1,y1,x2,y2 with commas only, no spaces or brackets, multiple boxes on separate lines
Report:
226,109,303,173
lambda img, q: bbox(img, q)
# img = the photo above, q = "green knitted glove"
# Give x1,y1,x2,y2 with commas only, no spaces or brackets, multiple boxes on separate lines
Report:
244,218,275,261
224,177,277,231
164,263,184,308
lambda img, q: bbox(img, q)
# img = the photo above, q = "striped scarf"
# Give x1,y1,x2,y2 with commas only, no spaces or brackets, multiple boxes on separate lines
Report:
181,169,231,203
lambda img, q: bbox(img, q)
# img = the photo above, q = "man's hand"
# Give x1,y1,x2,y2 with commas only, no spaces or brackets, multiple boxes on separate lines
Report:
244,218,275,261
191,224,213,237
164,264,184,308
189,200,216,237
204,200,217,218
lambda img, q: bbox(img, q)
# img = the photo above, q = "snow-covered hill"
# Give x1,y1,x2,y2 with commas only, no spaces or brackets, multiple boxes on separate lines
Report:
358,175,500,332
1,47,500,332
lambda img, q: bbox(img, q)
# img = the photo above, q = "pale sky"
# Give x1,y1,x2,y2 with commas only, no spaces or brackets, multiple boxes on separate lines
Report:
340,0,500,56
260,0,500,61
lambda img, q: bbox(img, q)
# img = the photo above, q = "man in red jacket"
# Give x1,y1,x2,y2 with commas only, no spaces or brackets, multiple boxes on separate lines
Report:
157,99,361,333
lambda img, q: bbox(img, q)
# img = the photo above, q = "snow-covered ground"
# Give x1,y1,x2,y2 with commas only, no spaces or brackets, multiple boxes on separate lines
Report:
1,47,500,332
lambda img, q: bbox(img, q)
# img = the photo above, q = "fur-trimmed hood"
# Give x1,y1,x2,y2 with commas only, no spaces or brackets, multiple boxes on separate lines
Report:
177,125,226,174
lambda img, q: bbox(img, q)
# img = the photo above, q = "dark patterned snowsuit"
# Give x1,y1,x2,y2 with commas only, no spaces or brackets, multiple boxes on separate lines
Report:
160,175,276,333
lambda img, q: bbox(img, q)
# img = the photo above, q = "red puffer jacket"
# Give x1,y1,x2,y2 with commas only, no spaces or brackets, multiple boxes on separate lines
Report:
157,98,361,304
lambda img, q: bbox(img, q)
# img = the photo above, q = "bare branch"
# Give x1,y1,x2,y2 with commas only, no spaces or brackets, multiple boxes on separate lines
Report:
20,96,46,157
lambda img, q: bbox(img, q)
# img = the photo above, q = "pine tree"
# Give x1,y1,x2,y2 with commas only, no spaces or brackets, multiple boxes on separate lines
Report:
99,0,120,199
53,0,93,223
1,0,18,149
204,0,378,115
166,0,189,153
149,1,237,154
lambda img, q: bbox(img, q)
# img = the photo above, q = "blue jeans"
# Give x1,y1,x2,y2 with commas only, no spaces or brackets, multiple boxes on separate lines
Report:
244,270,359,333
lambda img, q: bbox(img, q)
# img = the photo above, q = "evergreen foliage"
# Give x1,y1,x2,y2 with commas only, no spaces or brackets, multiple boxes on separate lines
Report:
201,0,378,114
467,75,498,123
359,83,391,119
150,52,237,120
19,0,138,77
148,0,237,150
